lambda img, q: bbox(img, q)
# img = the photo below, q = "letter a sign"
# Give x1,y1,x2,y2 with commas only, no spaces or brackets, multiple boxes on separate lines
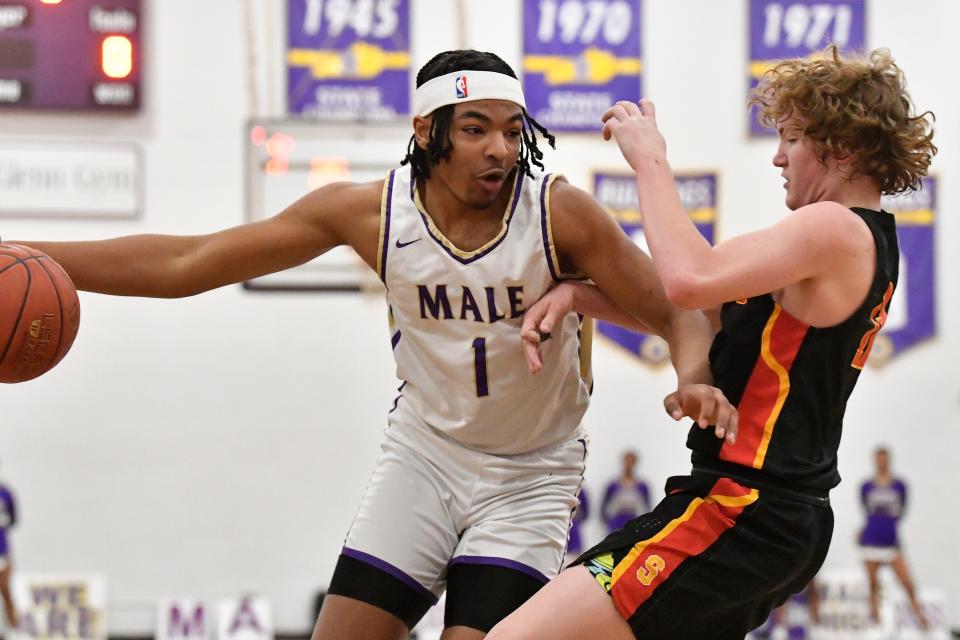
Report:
217,596,273,640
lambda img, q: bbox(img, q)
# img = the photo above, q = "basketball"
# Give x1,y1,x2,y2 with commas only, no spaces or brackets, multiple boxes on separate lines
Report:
0,243,80,383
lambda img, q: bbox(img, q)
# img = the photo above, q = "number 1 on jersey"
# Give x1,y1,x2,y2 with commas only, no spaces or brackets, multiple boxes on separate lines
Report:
472,337,489,397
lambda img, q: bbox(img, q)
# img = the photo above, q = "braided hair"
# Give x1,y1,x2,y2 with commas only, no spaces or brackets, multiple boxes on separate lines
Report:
401,50,555,182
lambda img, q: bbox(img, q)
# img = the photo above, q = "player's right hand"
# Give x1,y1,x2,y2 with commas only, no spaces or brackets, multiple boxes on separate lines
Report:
521,283,576,374
663,384,739,444
601,99,667,172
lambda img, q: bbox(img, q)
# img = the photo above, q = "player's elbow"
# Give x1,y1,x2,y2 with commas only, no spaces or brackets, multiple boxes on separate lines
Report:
156,252,215,298
661,271,709,310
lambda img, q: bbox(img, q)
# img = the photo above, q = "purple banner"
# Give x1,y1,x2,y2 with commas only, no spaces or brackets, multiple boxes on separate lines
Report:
748,0,865,135
593,171,717,365
871,176,937,365
287,0,410,120
523,0,642,132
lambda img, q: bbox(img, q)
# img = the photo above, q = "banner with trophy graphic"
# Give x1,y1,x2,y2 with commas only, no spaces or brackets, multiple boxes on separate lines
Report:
287,0,410,119
748,0,865,135
523,0,642,132
871,176,937,365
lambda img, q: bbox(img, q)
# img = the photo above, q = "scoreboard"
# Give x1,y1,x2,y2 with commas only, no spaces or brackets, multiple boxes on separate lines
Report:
0,0,141,111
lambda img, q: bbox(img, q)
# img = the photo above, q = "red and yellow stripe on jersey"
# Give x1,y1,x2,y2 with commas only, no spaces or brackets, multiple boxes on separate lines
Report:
719,303,808,469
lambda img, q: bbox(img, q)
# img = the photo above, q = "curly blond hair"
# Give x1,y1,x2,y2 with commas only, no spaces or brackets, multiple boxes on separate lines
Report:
750,46,936,195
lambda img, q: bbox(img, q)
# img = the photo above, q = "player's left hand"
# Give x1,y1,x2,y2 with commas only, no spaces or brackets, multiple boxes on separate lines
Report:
520,282,576,374
601,99,667,171
663,384,738,444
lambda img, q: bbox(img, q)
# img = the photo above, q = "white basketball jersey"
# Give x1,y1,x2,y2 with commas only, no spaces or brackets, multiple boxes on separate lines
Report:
377,165,591,455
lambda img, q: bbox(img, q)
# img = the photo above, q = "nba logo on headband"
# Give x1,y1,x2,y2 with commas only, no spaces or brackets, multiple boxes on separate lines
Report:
414,70,525,116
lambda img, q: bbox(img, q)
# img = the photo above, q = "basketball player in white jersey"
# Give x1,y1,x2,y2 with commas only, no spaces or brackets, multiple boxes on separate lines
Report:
24,50,737,640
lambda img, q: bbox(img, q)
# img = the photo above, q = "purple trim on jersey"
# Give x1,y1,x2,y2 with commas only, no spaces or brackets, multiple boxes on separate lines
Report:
413,171,524,265
449,555,549,584
388,382,406,414
391,329,402,350
341,546,438,603
379,170,397,283
539,174,561,281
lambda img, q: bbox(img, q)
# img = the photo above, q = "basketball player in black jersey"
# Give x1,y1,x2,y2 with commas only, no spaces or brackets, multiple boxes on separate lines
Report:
489,46,936,640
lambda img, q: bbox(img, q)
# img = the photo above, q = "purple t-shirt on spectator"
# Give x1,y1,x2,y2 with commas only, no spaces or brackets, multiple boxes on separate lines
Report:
0,484,16,556
859,478,906,548
601,478,650,533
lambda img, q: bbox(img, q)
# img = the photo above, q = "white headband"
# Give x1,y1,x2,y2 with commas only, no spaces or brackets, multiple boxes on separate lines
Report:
413,70,526,117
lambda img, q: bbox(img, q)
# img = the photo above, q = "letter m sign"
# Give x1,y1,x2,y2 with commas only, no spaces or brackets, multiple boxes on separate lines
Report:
157,599,208,640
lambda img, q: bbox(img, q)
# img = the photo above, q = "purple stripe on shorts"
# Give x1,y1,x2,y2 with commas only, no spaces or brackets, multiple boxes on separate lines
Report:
449,555,549,584
341,546,438,603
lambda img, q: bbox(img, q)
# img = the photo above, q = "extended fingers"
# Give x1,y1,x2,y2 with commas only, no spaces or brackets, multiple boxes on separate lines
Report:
663,392,683,421
696,392,717,429
639,98,656,120
701,388,738,443
523,337,543,374
601,103,627,124
601,101,643,123
538,306,561,335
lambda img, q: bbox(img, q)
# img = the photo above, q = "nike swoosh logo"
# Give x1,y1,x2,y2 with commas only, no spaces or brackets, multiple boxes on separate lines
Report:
395,238,421,248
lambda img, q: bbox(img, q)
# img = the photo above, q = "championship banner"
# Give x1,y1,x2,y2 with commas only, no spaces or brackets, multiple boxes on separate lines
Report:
748,0,865,135
523,0,642,132
287,0,410,119
592,171,717,365
871,176,938,365
11,574,107,640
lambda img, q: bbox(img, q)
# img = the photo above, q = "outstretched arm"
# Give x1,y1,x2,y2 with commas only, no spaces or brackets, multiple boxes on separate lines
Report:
600,99,873,311
549,180,714,384
542,179,736,441
520,280,655,348
17,180,383,298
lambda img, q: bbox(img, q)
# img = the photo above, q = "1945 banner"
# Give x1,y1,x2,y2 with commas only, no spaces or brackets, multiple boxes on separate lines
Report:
592,171,717,365
871,176,937,365
748,0,865,135
287,0,410,120
523,0,642,132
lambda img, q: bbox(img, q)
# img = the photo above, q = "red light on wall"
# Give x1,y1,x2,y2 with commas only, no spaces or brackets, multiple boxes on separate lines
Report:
101,35,133,79
40,0,63,4
250,126,267,147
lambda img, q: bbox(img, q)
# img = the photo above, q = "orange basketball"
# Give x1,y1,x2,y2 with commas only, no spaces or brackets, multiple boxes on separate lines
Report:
0,243,80,383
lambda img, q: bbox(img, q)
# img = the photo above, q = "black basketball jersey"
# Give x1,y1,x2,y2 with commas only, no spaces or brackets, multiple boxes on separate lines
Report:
688,208,899,492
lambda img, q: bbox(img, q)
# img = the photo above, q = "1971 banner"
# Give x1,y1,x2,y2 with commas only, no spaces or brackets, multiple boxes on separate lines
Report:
748,0,865,135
